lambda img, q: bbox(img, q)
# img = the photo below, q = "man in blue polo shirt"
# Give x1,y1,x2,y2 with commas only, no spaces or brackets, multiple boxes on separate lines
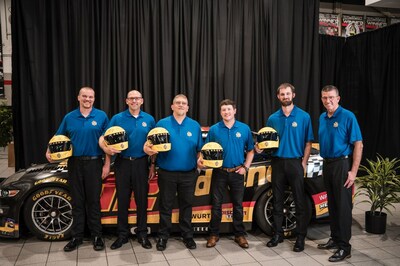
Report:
201,99,254,249
144,94,203,251
45,86,109,252
99,90,155,250
317,85,363,262
259,83,314,252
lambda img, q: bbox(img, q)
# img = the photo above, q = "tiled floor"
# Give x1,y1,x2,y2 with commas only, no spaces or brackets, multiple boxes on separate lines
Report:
1,148,399,265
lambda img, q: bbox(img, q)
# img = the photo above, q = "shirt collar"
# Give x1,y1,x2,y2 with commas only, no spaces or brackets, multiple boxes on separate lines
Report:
124,109,143,118
324,105,342,119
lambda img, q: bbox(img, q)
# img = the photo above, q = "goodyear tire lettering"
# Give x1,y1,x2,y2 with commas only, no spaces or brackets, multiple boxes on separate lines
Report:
24,187,72,241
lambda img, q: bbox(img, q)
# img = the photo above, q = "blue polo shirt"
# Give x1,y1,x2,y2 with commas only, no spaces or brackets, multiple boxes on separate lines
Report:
318,105,362,158
156,115,203,171
56,108,109,156
206,120,254,168
106,109,155,157
267,105,314,158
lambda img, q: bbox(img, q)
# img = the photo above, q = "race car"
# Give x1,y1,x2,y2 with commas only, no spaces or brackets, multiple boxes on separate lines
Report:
0,144,327,241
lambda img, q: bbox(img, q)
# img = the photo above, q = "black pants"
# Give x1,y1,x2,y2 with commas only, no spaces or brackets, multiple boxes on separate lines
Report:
68,157,103,238
209,169,245,237
157,169,197,240
323,158,353,253
115,156,149,238
271,158,307,237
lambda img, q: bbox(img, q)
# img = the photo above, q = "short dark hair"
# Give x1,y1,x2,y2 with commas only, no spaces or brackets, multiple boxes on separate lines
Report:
219,99,236,110
321,85,339,96
277,83,295,95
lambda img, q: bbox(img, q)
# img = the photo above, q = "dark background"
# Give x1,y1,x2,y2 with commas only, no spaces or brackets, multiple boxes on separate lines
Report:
12,0,400,170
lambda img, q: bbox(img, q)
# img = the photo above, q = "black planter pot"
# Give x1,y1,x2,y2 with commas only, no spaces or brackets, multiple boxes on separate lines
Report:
365,211,387,234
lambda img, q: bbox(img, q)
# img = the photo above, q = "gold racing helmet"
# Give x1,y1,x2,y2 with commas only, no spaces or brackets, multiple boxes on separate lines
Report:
201,142,223,168
104,126,128,151
147,127,171,152
257,127,279,150
48,135,73,161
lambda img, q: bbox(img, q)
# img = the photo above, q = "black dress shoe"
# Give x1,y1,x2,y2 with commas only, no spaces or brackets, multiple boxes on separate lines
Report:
64,238,83,252
293,236,305,252
317,238,339,250
183,238,197,249
266,234,283,247
138,236,152,249
156,238,167,251
329,249,351,262
93,236,105,251
110,237,128,250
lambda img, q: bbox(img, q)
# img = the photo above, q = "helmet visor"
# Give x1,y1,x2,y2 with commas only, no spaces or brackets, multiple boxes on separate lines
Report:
257,131,278,143
104,132,128,145
49,141,72,153
201,150,223,160
148,133,170,145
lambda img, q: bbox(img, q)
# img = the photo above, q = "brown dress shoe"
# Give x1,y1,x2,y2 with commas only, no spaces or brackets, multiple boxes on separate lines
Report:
234,236,249,249
206,235,219,248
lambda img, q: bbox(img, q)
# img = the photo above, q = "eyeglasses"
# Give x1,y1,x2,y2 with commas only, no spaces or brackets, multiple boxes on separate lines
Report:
321,96,338,101
127,97,142,102
174,101,188,106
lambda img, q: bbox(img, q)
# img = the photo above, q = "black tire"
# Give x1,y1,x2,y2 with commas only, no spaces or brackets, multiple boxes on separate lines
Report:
255,188,313,238
23,187,73,241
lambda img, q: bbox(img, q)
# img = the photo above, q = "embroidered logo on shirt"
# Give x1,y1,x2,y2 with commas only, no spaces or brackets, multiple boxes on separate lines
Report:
236,132,241,138
92,121,97,126
142,122,147,127
292,122,298,128
333,122,339,128
187,131,192,137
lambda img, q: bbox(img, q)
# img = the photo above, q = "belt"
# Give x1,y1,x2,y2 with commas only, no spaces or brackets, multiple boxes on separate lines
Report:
324,156,350,163
118,155,147,161
74,156,101,160
272,157,301,160
220,166,242,173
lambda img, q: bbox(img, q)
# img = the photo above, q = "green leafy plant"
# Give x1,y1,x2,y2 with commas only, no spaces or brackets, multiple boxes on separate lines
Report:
0,104,13,148
356,154,400,216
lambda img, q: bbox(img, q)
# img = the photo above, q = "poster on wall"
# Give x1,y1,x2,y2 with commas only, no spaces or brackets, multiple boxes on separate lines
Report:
390,18,400,25
365,16,387,31
319,13,340,36
342,15,364,37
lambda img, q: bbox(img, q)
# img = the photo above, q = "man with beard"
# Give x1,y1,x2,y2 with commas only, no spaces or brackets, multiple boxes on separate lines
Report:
256,83,314,252
46,86,109,252
144,94,203,251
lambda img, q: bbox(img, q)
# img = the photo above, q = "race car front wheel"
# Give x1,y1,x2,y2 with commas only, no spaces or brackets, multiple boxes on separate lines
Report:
23,187,73,241
254,188,312,238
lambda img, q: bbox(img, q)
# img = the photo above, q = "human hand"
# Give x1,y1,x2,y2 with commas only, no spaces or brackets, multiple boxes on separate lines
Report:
344,171,356,188
101,164,110,179
143,140,158,156
254,143,263,154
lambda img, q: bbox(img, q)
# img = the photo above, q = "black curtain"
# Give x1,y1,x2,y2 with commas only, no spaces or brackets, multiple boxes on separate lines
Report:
319,24,400,160
12,0,320,170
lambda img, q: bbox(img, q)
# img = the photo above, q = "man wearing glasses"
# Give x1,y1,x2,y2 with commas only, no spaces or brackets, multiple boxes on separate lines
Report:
99,90,155,250
318,85,363,262
144,94,203,251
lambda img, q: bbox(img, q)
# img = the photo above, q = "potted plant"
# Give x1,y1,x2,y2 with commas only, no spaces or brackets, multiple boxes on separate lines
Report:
356,154,400,234
0,104,14,166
